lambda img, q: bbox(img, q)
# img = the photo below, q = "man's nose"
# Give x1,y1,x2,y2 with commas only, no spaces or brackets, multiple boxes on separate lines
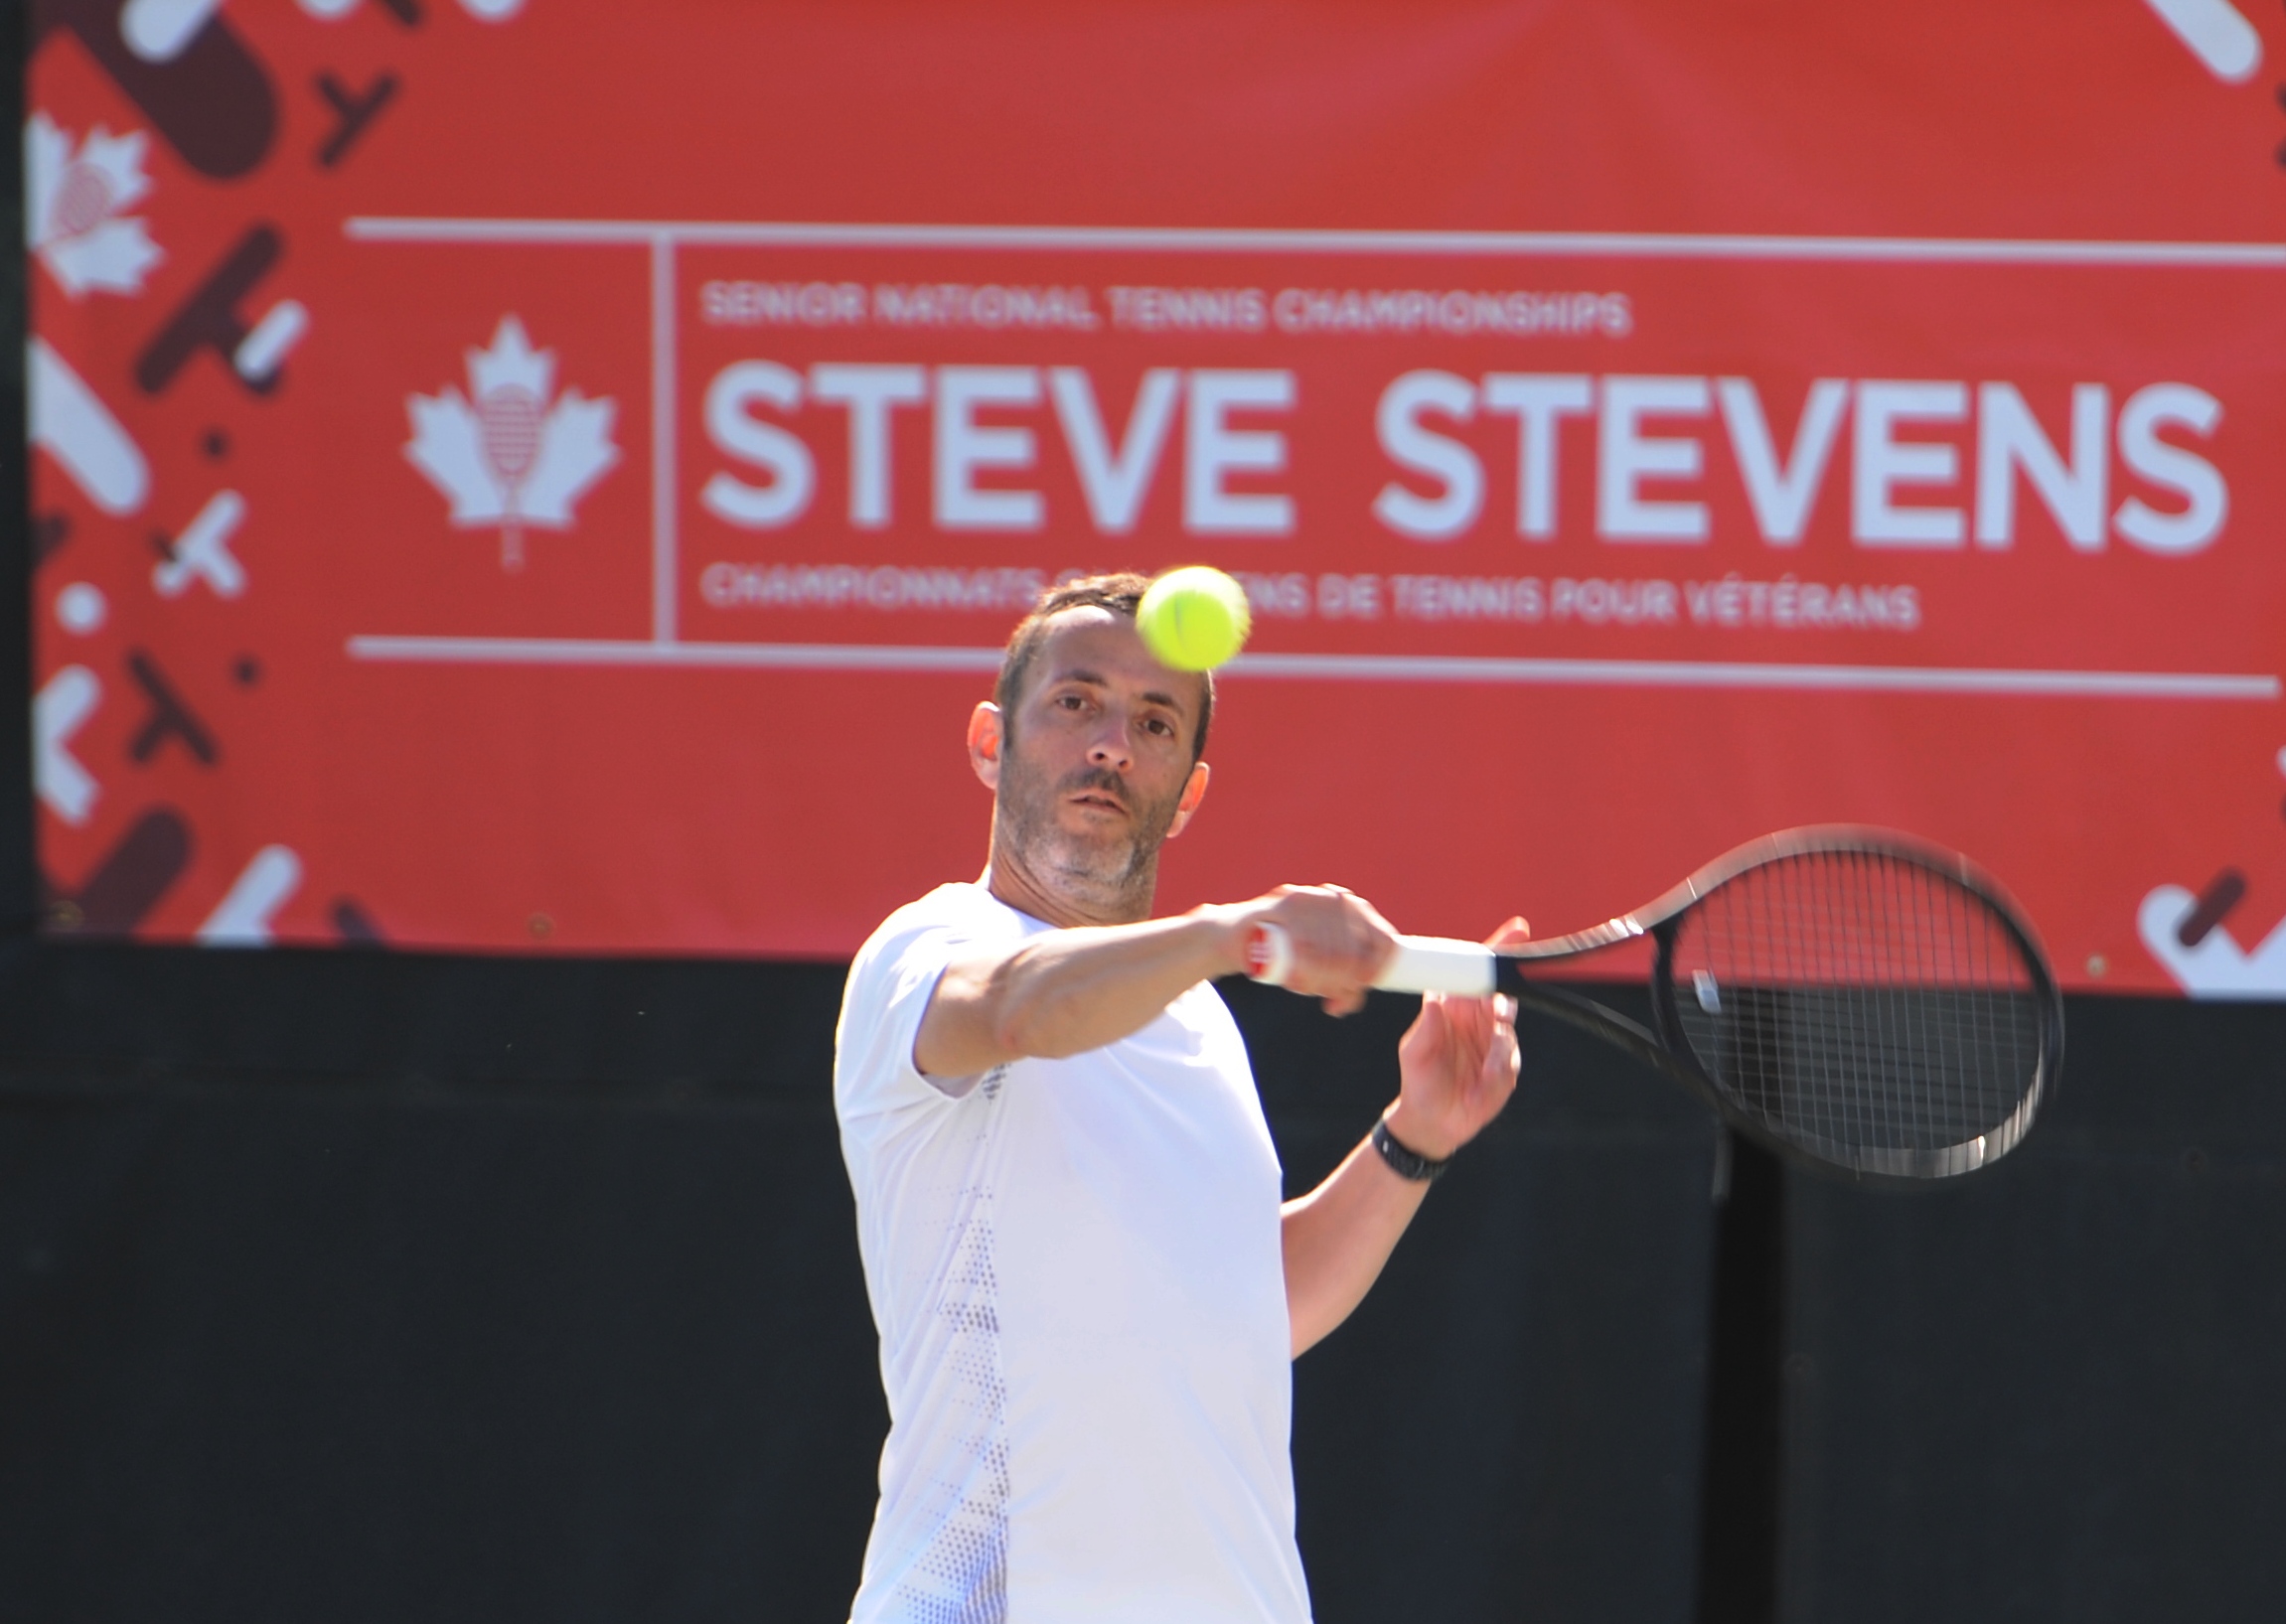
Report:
1084,712,1134,770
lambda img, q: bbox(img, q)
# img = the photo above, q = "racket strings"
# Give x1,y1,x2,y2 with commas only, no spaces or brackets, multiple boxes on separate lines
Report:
1671,849,2043,1170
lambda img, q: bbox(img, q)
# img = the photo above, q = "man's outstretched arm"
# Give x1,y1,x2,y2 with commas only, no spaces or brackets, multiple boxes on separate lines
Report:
1282,922,1526,1358
914,885,1399,1081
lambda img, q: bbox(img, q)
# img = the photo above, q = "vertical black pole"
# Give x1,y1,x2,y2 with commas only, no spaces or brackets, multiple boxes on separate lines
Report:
3,0,32,936
1695,1131,1786,1624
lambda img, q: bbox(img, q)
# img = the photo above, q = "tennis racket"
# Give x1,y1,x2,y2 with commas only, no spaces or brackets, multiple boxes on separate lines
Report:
1246,826,2062,1180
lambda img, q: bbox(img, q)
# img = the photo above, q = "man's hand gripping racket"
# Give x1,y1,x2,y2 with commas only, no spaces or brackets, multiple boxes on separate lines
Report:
1247,827,2064,1181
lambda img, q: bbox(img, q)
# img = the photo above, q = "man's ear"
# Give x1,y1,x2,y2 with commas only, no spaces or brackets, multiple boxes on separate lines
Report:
1165,760,1211,840
968,701,1003,791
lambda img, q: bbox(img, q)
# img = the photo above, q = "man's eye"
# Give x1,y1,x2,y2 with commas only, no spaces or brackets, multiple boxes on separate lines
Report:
1055,693,1084,710
1143,717,1174,738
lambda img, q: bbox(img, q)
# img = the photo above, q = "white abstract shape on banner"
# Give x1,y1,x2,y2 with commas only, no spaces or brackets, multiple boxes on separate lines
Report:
30,338,149,515
56,582,107,636
155,490,249,599
2141,0,2262,81
27,112,163,297
406,316,619,570
36,665,101,826
199,845,303,946
121,0,226,63
234,300,308,385
2137,884,2286,997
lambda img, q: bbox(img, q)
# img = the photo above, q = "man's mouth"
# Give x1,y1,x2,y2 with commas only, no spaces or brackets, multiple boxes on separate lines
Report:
1061,772,1131,816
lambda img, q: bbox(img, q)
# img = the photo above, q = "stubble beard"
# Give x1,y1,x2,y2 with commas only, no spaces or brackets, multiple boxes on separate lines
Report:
993,742,1184,921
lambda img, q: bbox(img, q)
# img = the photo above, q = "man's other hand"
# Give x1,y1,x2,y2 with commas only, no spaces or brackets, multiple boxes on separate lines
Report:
1383,917,1529,1159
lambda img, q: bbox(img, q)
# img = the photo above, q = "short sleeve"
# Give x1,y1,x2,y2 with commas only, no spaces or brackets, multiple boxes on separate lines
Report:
835,888,1030,1124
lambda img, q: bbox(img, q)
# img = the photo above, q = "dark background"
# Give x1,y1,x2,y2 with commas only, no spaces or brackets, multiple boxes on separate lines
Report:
5,946,2285,1624
0,948,1722,1623
11,10,2286,1622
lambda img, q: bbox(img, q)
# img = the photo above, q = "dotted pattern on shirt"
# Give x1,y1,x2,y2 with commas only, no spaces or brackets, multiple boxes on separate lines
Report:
895,1179,1010,1622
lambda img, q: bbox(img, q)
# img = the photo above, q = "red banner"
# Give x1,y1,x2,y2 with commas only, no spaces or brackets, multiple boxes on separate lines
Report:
29,0,2286,994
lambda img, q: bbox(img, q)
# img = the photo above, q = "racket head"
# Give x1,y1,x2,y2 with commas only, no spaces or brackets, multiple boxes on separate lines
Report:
1640,826,2062,1181
479,386,543,483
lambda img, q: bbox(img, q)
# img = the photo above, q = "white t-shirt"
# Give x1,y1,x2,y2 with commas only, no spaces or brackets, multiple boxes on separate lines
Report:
835,882,1310,1624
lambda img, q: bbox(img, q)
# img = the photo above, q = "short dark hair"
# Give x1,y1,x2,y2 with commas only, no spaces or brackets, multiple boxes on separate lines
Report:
994,572,1214,761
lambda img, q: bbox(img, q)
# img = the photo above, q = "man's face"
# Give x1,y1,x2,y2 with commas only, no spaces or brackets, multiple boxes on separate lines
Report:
990,608,1209,910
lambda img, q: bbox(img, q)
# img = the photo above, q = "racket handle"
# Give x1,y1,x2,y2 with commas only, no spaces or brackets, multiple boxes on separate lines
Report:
1245,925,1498,996
1380,935,1499,995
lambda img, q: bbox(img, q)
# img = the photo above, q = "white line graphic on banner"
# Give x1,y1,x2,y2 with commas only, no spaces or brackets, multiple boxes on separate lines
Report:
344,215,2286,700
348,217,2286,267
343,636,2279,701
652,237,679,642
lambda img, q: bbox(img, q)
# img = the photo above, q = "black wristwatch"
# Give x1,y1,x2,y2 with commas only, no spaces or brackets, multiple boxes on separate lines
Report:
1371,1116,1451,1184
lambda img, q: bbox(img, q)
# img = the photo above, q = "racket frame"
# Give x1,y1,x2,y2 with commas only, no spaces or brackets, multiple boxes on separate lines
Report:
1426,826,2062,1182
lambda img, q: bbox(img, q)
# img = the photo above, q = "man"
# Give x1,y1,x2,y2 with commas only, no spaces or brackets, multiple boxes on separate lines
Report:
835,573,1523,1622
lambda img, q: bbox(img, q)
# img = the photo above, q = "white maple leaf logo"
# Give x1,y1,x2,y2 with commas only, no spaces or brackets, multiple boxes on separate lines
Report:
404,316,620,570
27,111,163,299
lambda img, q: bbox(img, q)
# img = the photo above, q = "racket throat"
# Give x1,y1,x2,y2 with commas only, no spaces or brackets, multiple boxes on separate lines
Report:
1497,961,1680,1082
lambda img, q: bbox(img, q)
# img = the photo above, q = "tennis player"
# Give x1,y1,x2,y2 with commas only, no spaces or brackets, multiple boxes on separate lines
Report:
835,573,1522,1623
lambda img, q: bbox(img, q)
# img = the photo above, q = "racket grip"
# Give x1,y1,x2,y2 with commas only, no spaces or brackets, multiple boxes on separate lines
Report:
1244,925,1498,996
1244,922,1297,985
1378,936,1498,995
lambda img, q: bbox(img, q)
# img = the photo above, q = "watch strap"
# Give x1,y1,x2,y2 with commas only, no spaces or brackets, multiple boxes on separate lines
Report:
1371,1116,1451,1184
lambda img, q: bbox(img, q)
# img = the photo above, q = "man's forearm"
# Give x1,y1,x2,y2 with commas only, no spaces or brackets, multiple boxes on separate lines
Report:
1283,988,1517,1358
917,908,1244,1077
1281,1123,1430,1358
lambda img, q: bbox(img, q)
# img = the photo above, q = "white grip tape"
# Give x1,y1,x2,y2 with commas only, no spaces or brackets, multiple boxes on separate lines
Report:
1245,925,1496,996
1244,922,1296,985
1377,936,1498,995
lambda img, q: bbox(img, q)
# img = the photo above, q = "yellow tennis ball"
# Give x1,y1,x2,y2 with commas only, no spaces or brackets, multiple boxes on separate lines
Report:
1137,566,1252,671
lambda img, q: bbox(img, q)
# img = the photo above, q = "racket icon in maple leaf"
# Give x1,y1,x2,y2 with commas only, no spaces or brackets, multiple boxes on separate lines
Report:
28,111,162,299
404,316,619,570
